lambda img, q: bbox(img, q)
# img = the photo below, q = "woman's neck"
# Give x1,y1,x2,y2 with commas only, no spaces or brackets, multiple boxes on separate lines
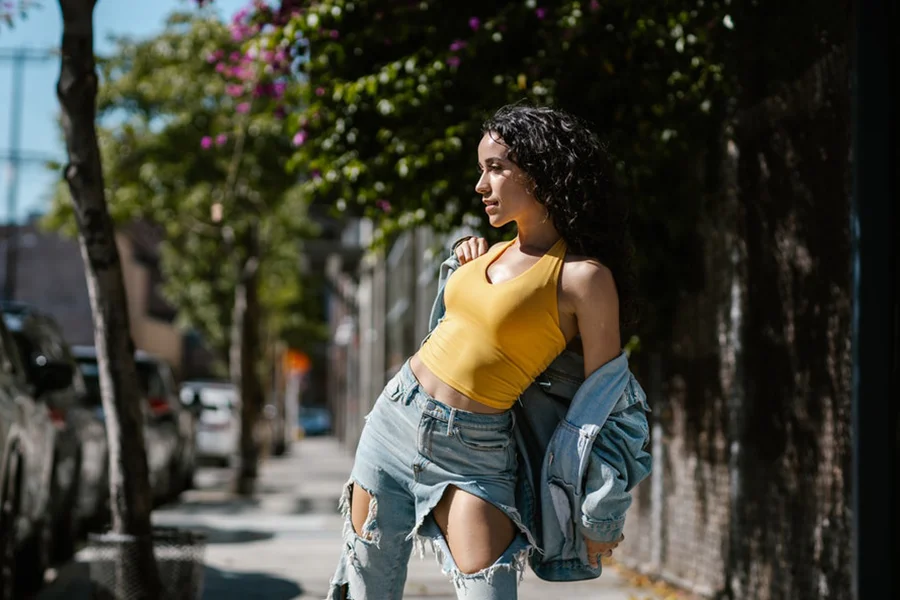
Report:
515,220,561,253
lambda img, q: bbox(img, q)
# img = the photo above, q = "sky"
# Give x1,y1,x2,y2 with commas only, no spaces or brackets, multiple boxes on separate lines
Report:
0,0,246,222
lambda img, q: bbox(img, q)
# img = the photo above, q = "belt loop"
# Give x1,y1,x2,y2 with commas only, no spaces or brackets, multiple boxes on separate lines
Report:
446,408,456,436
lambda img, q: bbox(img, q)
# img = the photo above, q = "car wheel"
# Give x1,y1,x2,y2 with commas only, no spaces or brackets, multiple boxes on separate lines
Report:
0,457,20,600
16,514,52,595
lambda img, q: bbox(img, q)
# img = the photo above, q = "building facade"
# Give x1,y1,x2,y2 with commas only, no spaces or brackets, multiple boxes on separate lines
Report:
0,220,210,379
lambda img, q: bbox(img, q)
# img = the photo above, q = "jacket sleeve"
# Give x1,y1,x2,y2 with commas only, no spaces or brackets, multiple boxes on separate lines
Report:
578,386,652,543
425,251,461,337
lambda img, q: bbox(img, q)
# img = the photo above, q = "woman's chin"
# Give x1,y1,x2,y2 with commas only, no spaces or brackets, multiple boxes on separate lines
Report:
486,213,507,228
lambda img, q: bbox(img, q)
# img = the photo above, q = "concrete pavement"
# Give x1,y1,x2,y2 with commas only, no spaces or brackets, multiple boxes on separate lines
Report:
40,437,672,599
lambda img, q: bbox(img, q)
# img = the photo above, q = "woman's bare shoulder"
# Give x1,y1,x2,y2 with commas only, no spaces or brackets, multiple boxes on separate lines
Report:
562,253,615,289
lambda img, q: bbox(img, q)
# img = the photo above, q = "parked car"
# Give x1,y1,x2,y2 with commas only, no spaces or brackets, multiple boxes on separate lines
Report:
1,303,107,557
298,405,333,437
72,347,197,503
0,310,66,596
180,381,239,467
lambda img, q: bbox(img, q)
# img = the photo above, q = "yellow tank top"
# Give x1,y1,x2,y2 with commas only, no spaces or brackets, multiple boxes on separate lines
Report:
417,237,568,410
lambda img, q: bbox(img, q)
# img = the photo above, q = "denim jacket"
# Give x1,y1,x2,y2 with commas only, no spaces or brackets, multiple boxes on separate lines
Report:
425,251,653,582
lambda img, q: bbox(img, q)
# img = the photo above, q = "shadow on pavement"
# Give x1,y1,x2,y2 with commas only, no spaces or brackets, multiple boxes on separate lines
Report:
202,565,303,599
165,497,262,515
185,524,274,544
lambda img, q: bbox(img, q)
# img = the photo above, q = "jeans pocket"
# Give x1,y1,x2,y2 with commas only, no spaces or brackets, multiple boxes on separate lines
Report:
454,426,512,452
453,426,515,474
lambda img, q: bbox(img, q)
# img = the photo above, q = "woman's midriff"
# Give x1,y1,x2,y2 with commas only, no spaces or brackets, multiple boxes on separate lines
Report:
408,353,509,414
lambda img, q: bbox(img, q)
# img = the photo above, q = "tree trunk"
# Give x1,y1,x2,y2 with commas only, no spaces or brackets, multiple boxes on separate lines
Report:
56,0,161,596
231,224,263,496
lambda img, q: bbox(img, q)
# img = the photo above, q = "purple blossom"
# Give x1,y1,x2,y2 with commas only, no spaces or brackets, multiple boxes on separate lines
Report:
449,39,467,52
230,23,254,42
330,30,340,39
293,130,308,147
200,136,213,150
229,52,241,62
215,134,228,146
215,63,227,73
376,199,392,213
468,17,480,31
311,169,321,180
590,0,600,11
315,87,326,97
226,84,244,97
274,106,287,120
535,7,547,19
446,56,461,68
273,81,287,97
236,102,251,114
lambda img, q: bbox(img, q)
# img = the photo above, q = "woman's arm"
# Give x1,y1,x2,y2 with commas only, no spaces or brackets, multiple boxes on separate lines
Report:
564,259,627,565
567,261,621,379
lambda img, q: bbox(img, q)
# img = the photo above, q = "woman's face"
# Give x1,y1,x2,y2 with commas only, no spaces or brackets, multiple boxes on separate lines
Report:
475,132,543,228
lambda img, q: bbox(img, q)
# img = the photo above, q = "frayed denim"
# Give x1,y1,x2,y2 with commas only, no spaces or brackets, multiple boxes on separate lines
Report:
327,361,535,600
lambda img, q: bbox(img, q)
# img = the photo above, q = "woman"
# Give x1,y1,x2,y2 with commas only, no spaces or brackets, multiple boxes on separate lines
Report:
329,104,635,600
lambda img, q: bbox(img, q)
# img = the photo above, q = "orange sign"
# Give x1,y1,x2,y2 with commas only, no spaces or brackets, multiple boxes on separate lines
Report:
284,349,311,374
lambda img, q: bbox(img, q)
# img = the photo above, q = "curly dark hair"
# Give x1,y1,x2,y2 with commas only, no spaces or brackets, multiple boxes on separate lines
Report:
482,104,638,328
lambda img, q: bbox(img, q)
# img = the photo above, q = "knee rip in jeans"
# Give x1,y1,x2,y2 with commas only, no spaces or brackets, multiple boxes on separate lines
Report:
339,478,381,547
407,488,534,587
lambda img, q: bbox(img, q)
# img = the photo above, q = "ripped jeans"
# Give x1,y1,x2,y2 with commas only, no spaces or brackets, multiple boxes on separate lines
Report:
328,361,535,600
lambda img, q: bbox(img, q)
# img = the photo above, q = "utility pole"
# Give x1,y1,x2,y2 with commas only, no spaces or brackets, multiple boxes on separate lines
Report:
0,47,56,301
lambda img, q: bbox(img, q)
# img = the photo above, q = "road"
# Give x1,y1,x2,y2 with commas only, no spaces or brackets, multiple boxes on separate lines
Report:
40,436,671,599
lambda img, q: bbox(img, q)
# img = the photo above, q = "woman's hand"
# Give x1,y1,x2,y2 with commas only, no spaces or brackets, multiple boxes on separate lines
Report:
454,236,489,264
585,533,624,568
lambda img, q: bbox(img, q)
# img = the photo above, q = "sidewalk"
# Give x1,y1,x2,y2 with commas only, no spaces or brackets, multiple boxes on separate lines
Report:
41,437,669,599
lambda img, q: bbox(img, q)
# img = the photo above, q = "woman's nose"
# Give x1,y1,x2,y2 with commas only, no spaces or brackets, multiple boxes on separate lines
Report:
475,172,490,195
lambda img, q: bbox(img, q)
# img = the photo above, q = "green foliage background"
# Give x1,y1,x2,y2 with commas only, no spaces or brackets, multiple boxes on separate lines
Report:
44,12,326,364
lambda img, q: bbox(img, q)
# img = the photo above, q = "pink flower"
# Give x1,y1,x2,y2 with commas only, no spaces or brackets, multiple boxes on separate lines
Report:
330,30,340,39
200,136,213,149
535,7,547,19
449,39,467,52
590,0,600,11
215,63,227,73
315,87,326,97
215,134,228,146
226,84,244,97
468,17,480,31
230,52,241,62
272,81,287,97
446,56,461,68
311,169,321,180
293,130,308,146
274,106,287,120
236,102,251,114
376,199,392,213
